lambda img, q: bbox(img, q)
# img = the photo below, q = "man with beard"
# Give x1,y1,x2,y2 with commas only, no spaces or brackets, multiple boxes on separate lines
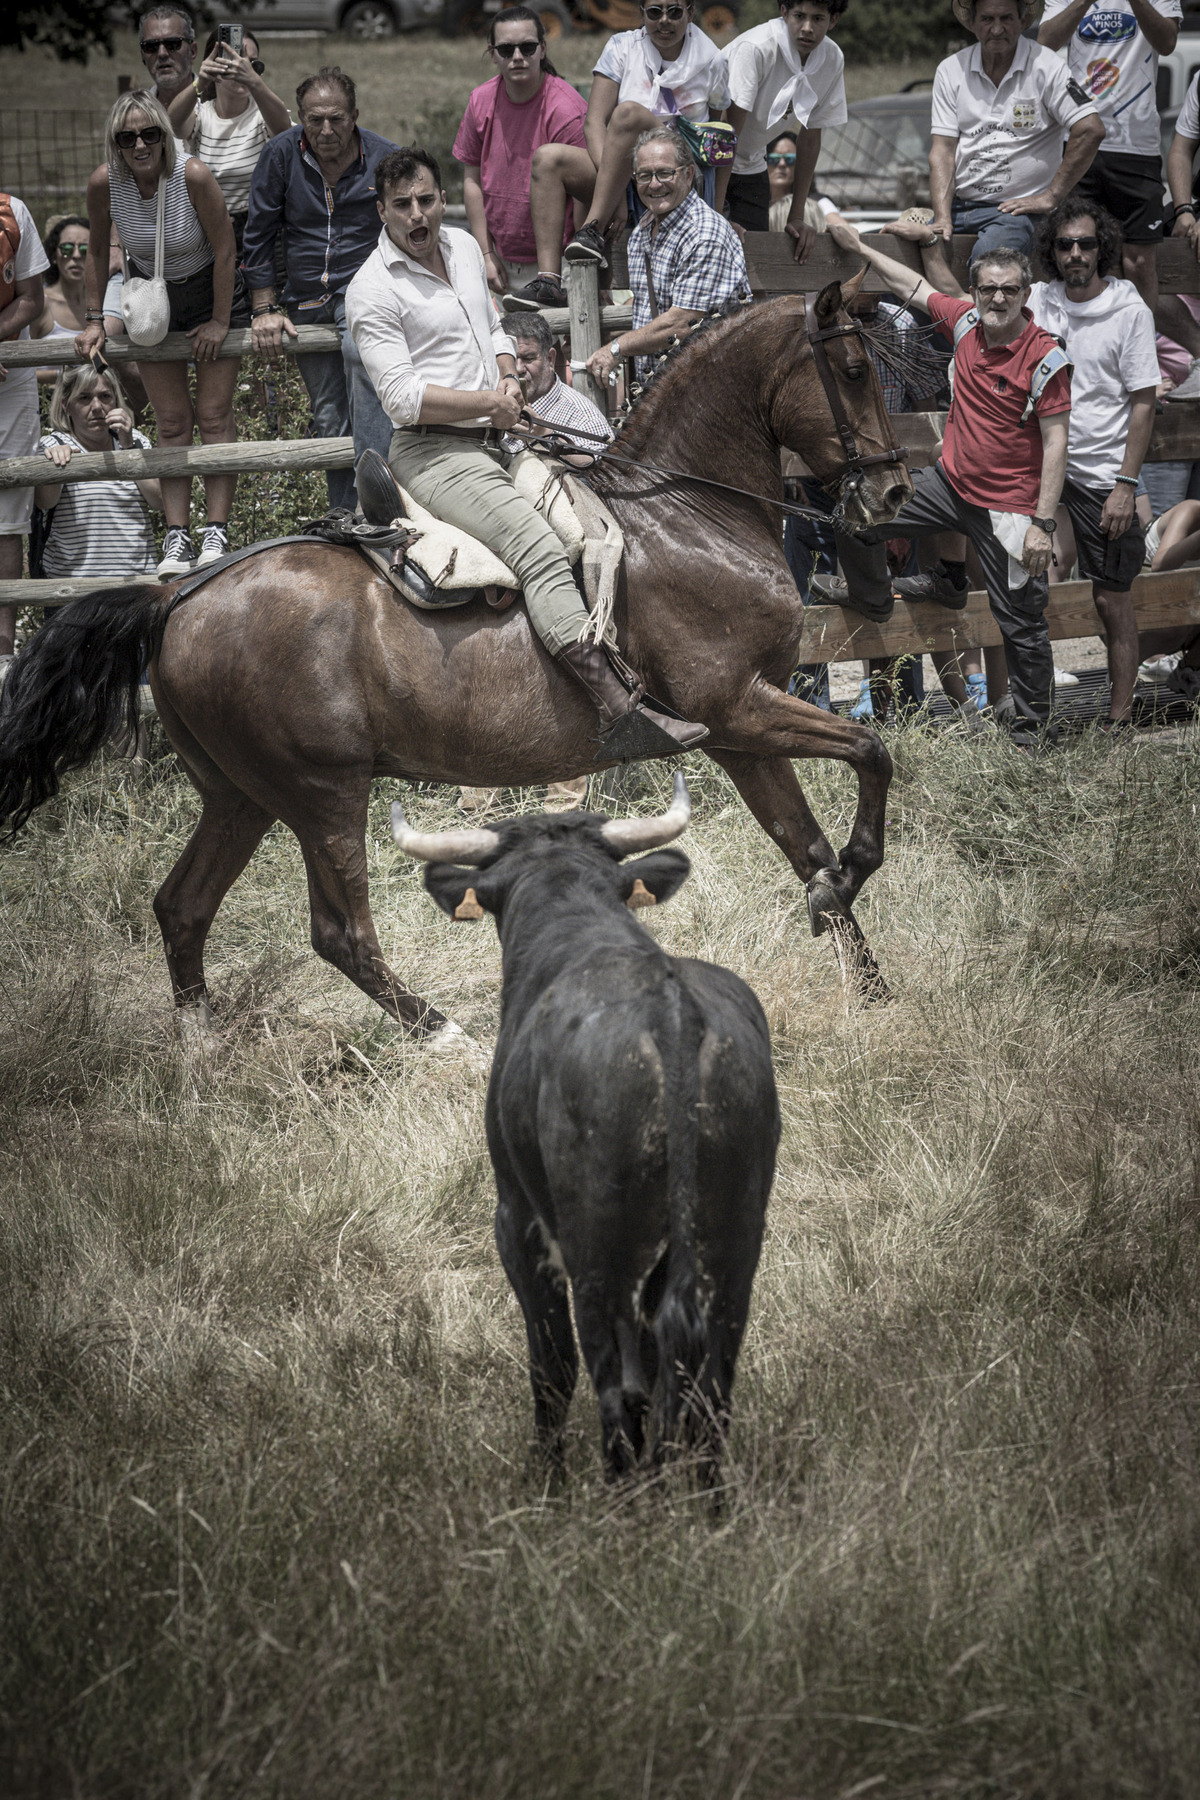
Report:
1028,201,1157,728
887,201,1158,731
811,218,1072,745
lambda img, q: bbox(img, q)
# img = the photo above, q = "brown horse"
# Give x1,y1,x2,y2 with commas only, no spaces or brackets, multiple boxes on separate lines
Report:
0,279,911,1043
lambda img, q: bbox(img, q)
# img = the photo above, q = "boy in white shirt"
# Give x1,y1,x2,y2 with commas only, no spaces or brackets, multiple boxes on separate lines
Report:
720,0,847,256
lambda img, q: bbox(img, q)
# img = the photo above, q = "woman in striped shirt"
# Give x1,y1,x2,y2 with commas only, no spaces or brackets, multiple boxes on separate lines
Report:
77,89,239,577
167,30,291,255
34,364,162,580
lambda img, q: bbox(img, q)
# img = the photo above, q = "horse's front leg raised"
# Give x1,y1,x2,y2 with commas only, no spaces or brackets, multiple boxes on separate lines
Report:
708,686,893,999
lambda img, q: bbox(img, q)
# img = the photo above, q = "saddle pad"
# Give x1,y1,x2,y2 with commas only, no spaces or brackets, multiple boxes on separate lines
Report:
397,487,519,591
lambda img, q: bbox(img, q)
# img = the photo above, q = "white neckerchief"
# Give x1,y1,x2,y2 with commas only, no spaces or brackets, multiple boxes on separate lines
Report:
766,16,820,134
630,24,714,115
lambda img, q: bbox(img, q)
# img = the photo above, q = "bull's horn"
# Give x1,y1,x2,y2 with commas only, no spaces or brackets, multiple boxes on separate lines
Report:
390,802,501,865
599,772,691,856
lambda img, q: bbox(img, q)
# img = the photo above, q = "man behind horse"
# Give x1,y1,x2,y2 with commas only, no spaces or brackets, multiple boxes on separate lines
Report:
346,146,706,761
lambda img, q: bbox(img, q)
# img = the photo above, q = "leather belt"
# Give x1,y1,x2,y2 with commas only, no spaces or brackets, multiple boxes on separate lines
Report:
407,424,503,444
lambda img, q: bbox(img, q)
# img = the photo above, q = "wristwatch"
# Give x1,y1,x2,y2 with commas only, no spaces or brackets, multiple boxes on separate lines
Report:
1031,516,1057,534
608,338,622,359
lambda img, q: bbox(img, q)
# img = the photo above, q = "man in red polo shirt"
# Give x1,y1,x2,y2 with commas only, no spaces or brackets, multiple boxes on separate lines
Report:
813,220,1072,742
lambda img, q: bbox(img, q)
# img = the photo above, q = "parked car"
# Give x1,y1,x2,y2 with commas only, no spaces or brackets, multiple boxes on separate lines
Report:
243,0,441,36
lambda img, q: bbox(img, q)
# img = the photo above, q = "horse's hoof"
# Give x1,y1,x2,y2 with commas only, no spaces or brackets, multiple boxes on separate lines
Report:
806,869,847,938
806,872,893,1005
420,1019,492,1070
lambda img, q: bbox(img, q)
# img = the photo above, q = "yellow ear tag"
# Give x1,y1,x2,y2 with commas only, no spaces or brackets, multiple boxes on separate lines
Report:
454,887,485,921
626,878,657,910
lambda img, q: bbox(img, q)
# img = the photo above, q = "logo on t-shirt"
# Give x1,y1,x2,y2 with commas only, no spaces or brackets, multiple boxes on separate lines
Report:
1078,9,1137,41
1085,56,1122,98
1012,100,1037,129
1066,76,1093,107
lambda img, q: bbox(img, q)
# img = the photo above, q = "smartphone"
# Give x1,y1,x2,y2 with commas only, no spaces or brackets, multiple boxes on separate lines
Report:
217,22,244,55
90,350,109,377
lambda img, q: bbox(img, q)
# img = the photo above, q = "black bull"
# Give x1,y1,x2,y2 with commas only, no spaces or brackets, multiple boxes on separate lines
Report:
393,775,780,1484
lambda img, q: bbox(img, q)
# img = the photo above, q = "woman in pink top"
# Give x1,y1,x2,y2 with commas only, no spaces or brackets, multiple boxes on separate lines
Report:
452,6,587,297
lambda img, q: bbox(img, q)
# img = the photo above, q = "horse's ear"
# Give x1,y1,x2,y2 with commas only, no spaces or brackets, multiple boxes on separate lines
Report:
814,279,843,326
841,264,867,306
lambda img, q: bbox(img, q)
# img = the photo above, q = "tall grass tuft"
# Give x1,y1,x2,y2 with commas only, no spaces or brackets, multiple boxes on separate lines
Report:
3,724,1200,1797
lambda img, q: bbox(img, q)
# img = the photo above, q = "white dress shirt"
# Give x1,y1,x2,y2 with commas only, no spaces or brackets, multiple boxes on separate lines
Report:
346,224,514,429
725,20,847,175
931,34,1100,204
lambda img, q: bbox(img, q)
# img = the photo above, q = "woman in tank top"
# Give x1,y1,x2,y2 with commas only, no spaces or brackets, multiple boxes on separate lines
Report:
167,29,290,254
32,216,91,383
77,89,240,578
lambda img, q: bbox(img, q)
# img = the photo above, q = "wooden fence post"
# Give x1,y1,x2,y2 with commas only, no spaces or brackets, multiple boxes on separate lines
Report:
566,261,607,415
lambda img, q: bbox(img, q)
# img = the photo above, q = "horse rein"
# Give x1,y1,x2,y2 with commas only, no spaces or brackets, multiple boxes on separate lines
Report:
510,302,909,527
804,297,909,510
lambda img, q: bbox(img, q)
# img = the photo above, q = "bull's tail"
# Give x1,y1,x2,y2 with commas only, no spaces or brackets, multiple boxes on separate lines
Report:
0,583,175,836
652,972,716,1474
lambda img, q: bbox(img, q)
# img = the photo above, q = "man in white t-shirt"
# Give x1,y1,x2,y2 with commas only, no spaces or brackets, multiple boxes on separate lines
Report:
1039,1,1183,341
1162,71,1200,394
1030,199,1160,727
0,192,49,674
930,0,1104,258
720,0,847,256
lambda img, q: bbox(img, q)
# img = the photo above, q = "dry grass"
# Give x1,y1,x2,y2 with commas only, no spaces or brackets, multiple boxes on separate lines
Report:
3,721,1200,1798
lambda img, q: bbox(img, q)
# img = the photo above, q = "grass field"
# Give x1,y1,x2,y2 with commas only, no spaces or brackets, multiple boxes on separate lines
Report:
3,719,1200,1798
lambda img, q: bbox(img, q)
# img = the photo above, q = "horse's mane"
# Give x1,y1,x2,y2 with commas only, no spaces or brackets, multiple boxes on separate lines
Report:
610,298,767,441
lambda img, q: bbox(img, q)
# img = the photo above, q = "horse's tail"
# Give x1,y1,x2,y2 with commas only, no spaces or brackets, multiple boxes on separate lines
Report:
652,972,713,1470
0,582,175,836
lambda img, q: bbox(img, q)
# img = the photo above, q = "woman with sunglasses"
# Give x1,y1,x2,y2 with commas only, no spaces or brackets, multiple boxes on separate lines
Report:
34,363,162,581
766,132,797,229
167,29,290,260
507,0,730,307
452,7,587,297
31,217,91,376
78,89,240,577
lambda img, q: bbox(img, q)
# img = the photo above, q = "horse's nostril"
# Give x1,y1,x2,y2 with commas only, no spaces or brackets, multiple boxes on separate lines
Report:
882,483,909,514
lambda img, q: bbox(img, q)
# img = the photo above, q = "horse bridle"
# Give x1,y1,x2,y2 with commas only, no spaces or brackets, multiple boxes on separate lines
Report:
804,296,909,513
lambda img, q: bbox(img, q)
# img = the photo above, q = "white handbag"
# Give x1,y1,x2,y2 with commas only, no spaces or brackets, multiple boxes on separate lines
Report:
120,175,170,347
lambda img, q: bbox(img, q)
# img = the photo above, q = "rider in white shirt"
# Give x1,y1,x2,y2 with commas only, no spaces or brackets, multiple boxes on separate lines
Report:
347,145,706,760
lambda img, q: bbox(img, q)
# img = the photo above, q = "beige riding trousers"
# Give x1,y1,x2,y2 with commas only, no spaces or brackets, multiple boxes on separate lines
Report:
388,429,590,656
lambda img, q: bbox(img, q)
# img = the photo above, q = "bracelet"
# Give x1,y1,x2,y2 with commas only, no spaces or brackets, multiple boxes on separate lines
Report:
250,304,282,319
1175,204,1196,217
1114,474,1139,487
85,310,106,323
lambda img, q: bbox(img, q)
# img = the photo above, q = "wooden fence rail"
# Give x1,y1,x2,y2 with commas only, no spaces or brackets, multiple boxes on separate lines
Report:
0,437,353,493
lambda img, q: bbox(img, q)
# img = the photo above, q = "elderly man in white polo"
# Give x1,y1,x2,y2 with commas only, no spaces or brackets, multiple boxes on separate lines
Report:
931,0,1106,257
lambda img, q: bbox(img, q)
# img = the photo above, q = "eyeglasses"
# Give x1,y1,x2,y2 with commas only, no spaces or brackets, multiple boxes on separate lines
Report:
634,165,682,186
1054,234,1098,252
140,35,188,53
642,4,687,19
767,152,796,166
493,39,541,56
973,282,1023,298
57,241,88,257
114,126,165,149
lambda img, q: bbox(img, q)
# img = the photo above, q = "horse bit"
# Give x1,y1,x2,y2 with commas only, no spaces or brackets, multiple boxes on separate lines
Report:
804,295,909,527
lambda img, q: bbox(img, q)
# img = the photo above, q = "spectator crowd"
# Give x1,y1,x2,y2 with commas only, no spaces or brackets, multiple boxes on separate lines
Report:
1,0,1199,729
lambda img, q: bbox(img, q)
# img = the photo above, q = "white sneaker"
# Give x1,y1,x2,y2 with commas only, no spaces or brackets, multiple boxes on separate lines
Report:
1168,358,1200,399
196,524,231,567
1138,652,1181,682
1054,667,1080,688
156,527,197,578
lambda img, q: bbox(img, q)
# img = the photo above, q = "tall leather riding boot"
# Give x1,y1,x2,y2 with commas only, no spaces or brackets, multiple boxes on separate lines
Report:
556,639,708,762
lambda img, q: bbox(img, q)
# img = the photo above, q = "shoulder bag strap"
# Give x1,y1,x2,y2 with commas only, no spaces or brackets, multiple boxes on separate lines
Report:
642,248,661,321
154,171,166,281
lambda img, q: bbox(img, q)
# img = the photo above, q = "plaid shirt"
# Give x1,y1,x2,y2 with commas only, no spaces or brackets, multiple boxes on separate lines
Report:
628,189,751,380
